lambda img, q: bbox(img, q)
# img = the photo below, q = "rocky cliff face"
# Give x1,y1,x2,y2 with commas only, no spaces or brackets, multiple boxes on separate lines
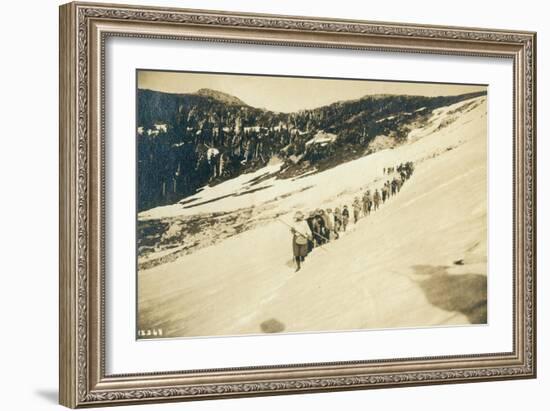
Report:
137,88,486,211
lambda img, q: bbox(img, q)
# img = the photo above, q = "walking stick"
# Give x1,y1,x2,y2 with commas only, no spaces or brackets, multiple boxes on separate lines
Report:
277,218,330,252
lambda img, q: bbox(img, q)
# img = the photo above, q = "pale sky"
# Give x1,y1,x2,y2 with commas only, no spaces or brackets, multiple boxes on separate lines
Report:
138,70,487,113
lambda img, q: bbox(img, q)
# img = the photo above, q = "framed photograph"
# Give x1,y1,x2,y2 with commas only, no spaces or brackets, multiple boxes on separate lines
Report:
59,1,537,408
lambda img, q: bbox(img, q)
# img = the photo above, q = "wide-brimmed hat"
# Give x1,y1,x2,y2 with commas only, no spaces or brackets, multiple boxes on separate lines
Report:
294,211,304,221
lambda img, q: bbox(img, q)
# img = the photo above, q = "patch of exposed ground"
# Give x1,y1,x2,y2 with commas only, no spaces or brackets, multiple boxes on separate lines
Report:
411,265,487,324
138,208,252,270
138,203,291,270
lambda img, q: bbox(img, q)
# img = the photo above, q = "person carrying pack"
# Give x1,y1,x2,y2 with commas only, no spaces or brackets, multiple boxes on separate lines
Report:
373,189,381,210
342,205,350,231
290,211,313,272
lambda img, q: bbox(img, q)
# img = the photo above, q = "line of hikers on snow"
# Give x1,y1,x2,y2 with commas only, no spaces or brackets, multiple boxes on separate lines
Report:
289,161,415,271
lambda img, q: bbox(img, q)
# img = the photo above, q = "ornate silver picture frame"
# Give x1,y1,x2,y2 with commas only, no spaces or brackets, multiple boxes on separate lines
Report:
59,1,536,408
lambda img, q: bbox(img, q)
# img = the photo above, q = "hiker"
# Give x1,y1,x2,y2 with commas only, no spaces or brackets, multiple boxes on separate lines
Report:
334,208,342,237
382,183,388,203
290,211,313,272
313,209,327,245
319,209,330,243
367,194,373,214
408,161,414,178
392,177,398,195
362,190,370,215
394,176,401,193
373,189,381,210
310,211,322,247
305,211,316,253
342,205,350,231
326,208,339,240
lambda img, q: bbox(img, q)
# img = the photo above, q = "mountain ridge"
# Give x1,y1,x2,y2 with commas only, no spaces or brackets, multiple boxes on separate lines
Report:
196,88,249,106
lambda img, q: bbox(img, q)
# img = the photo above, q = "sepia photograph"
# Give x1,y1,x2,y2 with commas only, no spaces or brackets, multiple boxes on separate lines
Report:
136,70,488,339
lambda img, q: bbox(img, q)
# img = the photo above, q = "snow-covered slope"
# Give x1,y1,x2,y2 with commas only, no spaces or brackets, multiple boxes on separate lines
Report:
138,96,487,338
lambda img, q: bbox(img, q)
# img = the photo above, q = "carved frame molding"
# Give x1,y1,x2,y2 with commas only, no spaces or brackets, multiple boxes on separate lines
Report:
59,2,536,408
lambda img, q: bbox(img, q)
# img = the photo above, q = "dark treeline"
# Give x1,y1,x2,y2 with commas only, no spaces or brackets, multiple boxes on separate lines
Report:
137,88,486,211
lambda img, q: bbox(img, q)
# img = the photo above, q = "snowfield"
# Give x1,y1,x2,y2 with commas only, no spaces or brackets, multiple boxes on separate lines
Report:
138,96,488,338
